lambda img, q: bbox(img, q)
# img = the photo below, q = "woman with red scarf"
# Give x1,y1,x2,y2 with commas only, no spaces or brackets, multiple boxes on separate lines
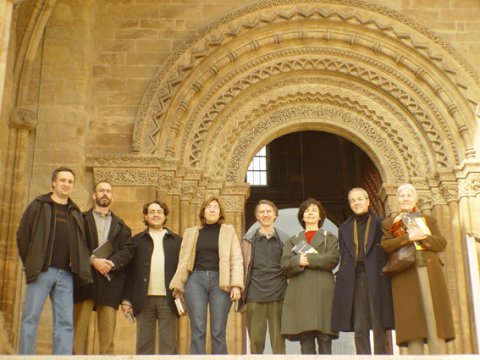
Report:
381,183,454,354
280,198,339,354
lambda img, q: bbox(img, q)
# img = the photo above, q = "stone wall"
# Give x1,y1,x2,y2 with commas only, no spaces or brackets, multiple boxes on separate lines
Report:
1,0,480,355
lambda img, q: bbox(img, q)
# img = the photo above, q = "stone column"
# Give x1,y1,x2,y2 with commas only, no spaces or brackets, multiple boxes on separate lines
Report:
29,0,95,203
21,0,95,354
0,0,22,107
0,107,37,349
223,184,249,354
456,161,480,353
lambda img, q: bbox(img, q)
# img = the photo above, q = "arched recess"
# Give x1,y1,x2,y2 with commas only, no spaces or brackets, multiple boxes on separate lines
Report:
0,0,57,344
95,0,480,354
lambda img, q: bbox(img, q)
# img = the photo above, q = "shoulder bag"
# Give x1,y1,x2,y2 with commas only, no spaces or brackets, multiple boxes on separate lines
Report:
381,243,416,278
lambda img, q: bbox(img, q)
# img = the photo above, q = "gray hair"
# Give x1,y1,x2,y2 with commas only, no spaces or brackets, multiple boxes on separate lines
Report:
397,183,417,197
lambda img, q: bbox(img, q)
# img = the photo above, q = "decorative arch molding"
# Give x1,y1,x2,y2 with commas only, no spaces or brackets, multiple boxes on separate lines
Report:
204,77,428,177
224,103,409,182
181,52,456,171
133,0,480,166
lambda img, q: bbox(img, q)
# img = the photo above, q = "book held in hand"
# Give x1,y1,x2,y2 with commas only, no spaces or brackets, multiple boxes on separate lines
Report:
400,212,431,250
291,239,318,254
174,297,188,317
92,241,114,281
92,241,113,259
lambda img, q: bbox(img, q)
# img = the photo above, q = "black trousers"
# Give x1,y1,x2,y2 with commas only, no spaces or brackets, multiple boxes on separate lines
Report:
353,268,387,354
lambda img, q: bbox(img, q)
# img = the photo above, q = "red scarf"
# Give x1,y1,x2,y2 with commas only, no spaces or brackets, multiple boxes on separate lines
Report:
305,230,317,244
390,208,417,237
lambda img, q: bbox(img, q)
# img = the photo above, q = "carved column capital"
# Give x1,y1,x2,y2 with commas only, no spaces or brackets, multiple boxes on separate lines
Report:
456,160,480,198
378,183,398,215
9,108,37,130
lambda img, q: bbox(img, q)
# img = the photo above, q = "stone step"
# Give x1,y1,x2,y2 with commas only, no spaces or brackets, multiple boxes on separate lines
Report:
0,355,478,360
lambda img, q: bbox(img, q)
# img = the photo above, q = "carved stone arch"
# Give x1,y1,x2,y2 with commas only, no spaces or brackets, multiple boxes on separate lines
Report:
183,55,451,177
192,76,439,182
226,106,407,182
133,0,480,169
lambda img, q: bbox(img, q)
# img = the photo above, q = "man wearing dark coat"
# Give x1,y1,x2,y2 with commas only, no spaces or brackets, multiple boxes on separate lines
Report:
73,181,134,354
16,166,92,355
121,201,182,354
241,200,288,354
331,187,394,354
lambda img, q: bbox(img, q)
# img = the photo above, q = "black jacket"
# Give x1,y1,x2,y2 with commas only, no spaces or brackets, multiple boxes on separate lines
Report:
74,209,135,308
331,211,394,331
16,193,92,285
123,228,182,315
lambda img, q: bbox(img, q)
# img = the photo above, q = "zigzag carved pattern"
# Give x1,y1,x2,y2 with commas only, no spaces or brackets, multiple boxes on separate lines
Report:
210,92,420,181
133,1,477,154
180,48,457,165
188,57,448,168
224,105,407,183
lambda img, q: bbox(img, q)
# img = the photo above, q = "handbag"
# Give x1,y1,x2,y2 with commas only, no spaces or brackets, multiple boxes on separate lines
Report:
381,243,416,278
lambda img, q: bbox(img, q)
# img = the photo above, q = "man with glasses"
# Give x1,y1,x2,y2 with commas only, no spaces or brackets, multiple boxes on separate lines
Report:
331,188,393,354
121,201,182,354
73,181,134,354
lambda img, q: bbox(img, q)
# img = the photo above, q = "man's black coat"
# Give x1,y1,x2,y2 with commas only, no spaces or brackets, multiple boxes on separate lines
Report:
74,209,134,308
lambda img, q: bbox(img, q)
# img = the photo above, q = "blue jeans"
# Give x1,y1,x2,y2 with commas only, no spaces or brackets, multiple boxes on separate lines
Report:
19,267,74,355
185,270,232,354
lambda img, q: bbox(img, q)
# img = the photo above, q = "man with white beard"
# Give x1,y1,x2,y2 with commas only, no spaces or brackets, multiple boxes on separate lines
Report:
73,181,134,354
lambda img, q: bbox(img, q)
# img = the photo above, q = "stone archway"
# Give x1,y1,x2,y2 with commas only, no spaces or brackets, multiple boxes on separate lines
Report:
89,0,480,354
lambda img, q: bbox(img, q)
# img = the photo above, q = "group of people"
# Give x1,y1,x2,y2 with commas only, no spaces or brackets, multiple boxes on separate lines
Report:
16,166,455,355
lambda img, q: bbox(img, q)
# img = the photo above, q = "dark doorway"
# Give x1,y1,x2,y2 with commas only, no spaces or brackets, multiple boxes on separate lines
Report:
244,131,384,230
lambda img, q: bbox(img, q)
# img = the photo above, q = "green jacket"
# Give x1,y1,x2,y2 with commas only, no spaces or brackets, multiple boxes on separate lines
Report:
280,230,339,340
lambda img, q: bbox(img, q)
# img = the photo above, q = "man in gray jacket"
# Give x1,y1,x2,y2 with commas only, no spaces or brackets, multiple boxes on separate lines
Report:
241,200,288,354
16,167,91,355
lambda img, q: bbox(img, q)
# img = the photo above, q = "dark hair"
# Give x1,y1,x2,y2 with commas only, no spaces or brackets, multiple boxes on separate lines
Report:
199,196,226,226
51,166,75,183
255,199,279,217
142,201,169,226
297,198,327,229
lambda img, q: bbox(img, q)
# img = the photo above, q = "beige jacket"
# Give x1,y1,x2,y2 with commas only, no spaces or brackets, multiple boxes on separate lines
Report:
169,224,244,293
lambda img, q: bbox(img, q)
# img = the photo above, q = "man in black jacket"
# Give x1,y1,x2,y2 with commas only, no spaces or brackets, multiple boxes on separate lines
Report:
16,166,92,355
73,181,134,354
331,188,394,354
121,201,182,354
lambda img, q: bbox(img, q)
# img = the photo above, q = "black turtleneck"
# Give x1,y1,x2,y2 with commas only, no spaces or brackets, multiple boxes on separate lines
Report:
194,222,221,271
355,212,370,265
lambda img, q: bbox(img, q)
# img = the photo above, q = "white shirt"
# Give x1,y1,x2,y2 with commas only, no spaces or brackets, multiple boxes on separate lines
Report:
147,228,167,296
